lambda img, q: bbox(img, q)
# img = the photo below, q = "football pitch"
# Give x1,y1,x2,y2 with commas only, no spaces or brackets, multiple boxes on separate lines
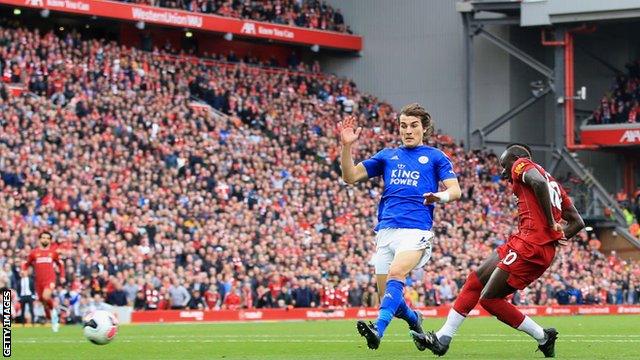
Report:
10,315,640,359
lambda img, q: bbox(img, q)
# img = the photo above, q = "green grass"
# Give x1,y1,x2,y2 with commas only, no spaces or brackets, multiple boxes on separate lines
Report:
9,315,640,359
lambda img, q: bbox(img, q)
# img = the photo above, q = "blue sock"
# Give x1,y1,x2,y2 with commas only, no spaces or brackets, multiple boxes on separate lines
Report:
375,279,405,338
394,299,418,327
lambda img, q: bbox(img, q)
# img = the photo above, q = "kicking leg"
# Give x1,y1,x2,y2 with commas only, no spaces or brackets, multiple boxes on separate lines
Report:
479,268,556,357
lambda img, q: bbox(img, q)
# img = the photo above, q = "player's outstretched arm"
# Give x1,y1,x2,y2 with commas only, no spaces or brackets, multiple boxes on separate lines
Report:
523,169,563,233
339,115,368,184
561,202,585,240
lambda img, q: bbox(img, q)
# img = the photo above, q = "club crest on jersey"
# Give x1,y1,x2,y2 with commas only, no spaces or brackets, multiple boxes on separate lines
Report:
418,156,429,164
390,164,419,187
514,162,526,175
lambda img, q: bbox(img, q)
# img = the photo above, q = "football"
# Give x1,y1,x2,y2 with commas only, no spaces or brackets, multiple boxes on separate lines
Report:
82,310,119,345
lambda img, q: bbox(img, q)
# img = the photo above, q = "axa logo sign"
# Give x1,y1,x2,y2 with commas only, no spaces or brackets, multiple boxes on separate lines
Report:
619,130,640,143
25,0,44,5
241,22,256,35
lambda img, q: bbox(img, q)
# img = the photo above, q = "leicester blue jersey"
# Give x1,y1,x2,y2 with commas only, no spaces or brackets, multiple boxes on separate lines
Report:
362,145,456,231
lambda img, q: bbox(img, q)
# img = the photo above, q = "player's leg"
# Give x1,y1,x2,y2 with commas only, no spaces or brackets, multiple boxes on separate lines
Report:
42,283,59,332
438,252,500,338
375,250,423,337
377,273,420,327
375,274,386,302
480,246,559,357
36,285,50,320
41,287,52,316
358,240,393,350
384,230,431,339
479,268,551,348
391,238,430,333
358,249,424,349
411,252,500,354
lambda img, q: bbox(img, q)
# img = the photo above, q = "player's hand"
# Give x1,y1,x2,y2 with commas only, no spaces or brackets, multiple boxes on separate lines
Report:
423,192,440,205
60,278,66,285
551,222,566,242
551,222,564,233
339,115,362,146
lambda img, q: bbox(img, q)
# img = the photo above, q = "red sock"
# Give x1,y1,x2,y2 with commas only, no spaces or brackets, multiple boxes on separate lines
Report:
43,299,55,320
452,272,483,316
479,297,525,328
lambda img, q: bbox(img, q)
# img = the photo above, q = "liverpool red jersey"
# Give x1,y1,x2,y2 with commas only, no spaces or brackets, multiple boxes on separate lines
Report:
510,157,571,245
23,247,65,285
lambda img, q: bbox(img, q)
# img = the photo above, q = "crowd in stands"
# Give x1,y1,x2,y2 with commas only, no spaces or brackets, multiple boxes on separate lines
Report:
0,24,639,324
616,189,640,239
591,60,640,124
117,0,352,33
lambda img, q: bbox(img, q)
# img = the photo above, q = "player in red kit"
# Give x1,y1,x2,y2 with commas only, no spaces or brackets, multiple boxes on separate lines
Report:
23,231,65,332
412,143,585,358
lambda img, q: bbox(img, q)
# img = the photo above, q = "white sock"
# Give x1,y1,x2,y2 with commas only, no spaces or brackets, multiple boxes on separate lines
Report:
517,316,546,344
436,309,466,341
51,308,58,323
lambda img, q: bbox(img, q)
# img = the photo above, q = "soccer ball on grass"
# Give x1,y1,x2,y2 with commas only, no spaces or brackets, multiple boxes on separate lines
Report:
82,310,119,345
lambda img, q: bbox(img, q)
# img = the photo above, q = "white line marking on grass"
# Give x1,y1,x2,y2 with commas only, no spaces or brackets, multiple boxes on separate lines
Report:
13,338,640,344
17,333,639,339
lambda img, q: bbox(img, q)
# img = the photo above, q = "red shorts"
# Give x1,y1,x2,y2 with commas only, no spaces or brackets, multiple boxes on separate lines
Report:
35,281,56,300
496,235,556,290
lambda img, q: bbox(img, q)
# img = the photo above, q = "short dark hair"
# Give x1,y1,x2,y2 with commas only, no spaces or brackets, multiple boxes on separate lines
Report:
39,231,53,239
506,142,532,158
398,103,434,140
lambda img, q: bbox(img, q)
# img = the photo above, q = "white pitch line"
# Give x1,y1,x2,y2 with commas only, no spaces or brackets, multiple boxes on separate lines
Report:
14,333,640,339
12,338,640,344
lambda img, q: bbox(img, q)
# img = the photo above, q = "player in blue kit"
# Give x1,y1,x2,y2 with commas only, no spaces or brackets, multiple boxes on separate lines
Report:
339,103,462,350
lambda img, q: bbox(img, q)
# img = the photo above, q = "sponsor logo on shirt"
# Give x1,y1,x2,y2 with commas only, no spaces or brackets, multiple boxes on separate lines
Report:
390,155,399,160
35,257,52,264
390,164,419,187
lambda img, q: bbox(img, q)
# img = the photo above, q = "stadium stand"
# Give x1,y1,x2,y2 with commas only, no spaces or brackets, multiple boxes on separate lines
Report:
0,25,639,324
591,60,640,124
588,60,640,238
114,0,352,33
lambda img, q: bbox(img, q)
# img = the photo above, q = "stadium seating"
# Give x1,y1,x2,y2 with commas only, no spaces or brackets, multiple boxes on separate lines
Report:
586,64,639,230
591,60,640,124
0,25,638,323
115,0,352,33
